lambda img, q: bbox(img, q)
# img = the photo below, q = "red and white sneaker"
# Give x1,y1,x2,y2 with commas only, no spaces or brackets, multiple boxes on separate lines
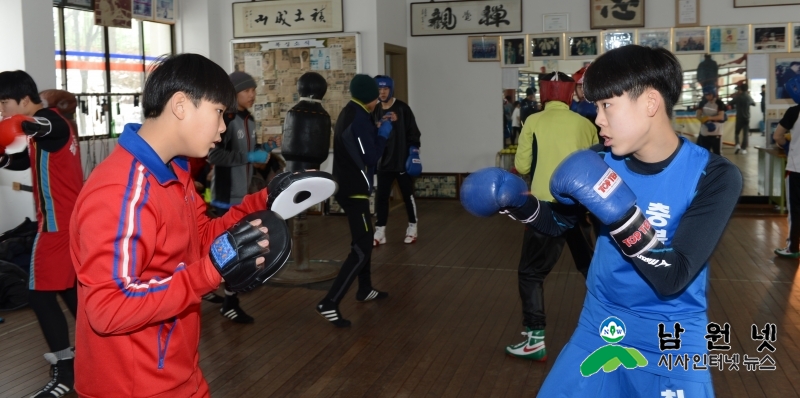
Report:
404,223,417,244
505,328,547,361
374,226,386,247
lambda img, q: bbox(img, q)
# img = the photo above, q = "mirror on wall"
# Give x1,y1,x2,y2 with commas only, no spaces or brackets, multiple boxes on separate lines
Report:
516,53,765,197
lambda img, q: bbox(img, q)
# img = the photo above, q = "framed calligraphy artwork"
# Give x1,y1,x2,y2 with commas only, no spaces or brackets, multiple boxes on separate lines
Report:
410,0,522,37
590,0,645,30
734,0,800,7
232,0,343,38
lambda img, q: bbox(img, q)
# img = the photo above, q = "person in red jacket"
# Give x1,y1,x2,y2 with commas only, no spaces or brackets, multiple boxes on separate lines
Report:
69,54,276,397
0,70,83,398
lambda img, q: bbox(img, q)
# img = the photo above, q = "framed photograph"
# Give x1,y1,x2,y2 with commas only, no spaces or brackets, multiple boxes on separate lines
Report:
709,25,749,53
542,13,569,33
154,0,175,24
793,24,800,52
673,27,708,54
734,0,800,7
601,29,635,53
637,28,672,49
132,0,153,20
566,32,600,60
501,35,528,67
530,33,564,60
751,24,789,53
769,53,800,106
675,0,700,27
467,36,501,62
233,0,344,38
410,0,522,36
590,0,645,29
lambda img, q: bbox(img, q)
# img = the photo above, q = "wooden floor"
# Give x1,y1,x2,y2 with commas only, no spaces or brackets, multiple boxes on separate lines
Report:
1,200,799,397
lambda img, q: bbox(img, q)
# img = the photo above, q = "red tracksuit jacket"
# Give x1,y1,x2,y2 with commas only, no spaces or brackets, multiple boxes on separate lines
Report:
70,126,267,397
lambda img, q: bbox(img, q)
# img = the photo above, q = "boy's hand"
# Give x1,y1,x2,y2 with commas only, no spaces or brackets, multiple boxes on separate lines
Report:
247,150,269,163
208,210,291,292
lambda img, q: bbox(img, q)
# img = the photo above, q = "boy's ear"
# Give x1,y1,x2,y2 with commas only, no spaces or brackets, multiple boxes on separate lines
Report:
169,91,188,120
645,89,661,118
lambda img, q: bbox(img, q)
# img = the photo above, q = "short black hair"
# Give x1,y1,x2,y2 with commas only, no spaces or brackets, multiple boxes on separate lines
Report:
0,70,42,104
739,83,749,92
142,53,236,119
584,45,683,119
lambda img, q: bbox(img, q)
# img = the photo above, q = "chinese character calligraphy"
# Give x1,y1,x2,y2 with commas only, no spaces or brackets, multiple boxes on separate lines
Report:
590,0,645,29
234,0,343,39
411,0,522,37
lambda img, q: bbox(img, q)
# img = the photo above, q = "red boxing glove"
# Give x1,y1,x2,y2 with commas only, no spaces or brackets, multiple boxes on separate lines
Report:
0,115,27,147
0,114,51,146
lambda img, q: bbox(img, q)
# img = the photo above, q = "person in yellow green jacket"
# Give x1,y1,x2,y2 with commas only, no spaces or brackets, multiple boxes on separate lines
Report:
508,71,598,361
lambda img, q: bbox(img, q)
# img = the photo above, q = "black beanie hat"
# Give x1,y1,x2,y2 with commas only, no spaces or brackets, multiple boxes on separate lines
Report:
349,74,379,103
229,71,257,93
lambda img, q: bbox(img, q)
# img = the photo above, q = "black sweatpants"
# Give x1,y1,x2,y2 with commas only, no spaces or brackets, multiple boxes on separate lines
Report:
324,196,374,304
29,287,78,353
696,135,721,155
517,218,593,330
735,117,750,149
375,171,417,227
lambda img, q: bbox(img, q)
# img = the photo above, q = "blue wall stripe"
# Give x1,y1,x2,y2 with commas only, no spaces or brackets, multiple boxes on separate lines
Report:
55,50,160,61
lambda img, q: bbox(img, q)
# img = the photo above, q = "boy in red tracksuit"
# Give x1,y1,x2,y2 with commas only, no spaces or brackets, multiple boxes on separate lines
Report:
70,54,273,397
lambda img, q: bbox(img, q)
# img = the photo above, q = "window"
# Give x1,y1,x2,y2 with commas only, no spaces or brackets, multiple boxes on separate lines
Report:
53,6,174,137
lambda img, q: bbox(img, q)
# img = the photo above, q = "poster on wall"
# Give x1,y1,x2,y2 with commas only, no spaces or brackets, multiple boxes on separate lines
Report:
590,0,645,29
133,0,153,20
709,26,749,53
601,30,635,53
231,34,358,146
529,33,564,60
155,0,176,24
95,0,132,28
673,27,707,54
467,36,501,62
410,0,522,36
232,0,343,38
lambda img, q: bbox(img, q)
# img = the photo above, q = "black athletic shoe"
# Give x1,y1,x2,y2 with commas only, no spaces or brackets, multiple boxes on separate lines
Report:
356,289,388,302
316,300,351,327
202,292,224,303
30,355,73,398
220,295,254,324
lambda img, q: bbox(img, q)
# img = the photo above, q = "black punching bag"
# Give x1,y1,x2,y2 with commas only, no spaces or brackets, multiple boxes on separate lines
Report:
282,72,331,172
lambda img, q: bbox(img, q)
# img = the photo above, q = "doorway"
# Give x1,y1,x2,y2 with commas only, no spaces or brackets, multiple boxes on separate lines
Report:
384,43,408,104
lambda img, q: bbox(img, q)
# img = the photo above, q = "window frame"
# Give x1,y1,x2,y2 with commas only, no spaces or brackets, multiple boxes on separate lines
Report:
53,5,175,138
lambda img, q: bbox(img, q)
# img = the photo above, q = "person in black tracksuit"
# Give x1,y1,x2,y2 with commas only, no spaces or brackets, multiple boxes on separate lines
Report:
372,75,422,246
317,75,393,327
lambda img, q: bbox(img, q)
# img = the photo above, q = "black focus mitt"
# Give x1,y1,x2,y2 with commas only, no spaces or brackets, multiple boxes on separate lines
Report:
209,210,291,292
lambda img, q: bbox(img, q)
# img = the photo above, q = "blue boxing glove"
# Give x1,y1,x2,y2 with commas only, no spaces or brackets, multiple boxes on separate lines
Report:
264,140,279,152
550,150,657,257
461,167,539,222
406,146,422,176
247,150,269,163
704,121,717,133
377,119,393,139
